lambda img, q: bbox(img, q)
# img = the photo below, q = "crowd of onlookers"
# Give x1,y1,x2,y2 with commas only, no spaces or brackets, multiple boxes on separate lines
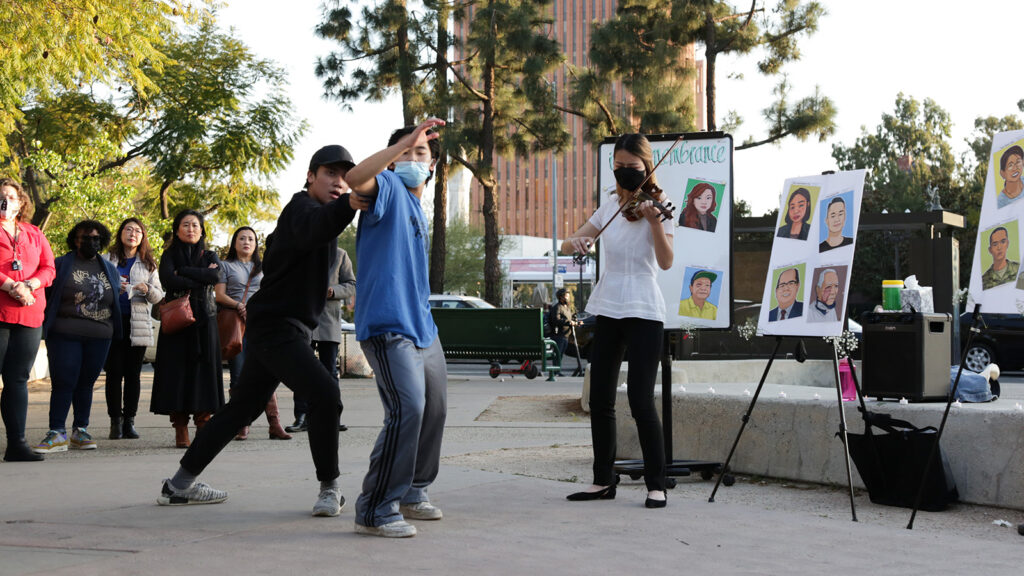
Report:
0,177,347,462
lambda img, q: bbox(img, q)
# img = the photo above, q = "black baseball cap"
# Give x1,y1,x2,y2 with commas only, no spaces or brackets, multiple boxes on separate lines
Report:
308,145,356,173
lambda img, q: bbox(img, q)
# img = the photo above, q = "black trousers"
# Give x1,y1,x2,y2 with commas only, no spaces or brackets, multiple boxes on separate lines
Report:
587,315,666,491
293,340,341,419
180,322,341,481
105,316,146,418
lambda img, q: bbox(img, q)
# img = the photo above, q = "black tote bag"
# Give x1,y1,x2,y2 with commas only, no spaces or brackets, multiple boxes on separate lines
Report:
847,411,959,511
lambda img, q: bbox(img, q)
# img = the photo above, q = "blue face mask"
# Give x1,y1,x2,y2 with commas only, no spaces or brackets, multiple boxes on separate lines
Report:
393,161,432,188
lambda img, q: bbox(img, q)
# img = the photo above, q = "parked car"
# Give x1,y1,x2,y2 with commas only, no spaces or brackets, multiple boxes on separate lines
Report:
959,311,1024,372
684,302,863,360
428,294,496,309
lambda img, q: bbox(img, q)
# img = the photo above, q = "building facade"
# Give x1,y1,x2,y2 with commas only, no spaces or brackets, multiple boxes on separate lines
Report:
452,0,705,239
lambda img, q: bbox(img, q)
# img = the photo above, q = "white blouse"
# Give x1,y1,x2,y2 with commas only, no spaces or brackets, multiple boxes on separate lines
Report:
584,197,674,322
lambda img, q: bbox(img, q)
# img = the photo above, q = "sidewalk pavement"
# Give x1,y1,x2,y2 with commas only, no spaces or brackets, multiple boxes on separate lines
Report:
1,369,1020,576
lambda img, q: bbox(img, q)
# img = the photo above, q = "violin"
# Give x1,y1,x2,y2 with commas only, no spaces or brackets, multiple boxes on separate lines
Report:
622,185,676,223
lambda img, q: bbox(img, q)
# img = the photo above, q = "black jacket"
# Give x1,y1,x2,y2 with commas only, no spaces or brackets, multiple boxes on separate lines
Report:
247,191,358,339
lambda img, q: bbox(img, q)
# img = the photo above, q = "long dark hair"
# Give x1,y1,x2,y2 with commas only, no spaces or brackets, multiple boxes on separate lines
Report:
682,182,718,229
109,217,157,271
225,226,262,276
169,209,207,252
784,187,812,226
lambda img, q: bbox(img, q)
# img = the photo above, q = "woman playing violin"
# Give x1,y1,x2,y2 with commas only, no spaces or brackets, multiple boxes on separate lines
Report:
561,133,673,509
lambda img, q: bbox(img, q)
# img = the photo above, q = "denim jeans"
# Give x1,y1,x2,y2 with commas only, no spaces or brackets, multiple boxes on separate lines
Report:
46,333,112,433
0,322,43,441
226,335,249,391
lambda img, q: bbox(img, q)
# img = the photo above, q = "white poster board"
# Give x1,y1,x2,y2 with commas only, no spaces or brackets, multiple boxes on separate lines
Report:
968,129,1024,313
758,170,866,337
597,133,733,330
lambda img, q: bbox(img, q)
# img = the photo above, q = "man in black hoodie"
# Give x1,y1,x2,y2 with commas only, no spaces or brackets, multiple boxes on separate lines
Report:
156,145,369,517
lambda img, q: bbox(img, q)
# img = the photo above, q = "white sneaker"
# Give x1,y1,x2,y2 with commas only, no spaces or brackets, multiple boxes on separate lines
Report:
354,520,417,538
312,487,345,517
157,479,228,506
400,501,443,520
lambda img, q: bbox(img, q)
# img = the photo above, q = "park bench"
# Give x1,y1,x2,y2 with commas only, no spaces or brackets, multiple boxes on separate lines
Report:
430,307,561,380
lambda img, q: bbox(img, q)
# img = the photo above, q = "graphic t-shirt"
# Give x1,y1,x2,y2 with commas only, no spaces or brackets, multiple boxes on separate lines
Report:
53,256,114,338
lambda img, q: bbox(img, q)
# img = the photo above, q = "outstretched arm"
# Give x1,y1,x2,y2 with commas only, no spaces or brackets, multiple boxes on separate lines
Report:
345,118,445,204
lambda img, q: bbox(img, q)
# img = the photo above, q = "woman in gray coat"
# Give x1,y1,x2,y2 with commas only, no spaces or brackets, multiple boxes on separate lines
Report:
104,218,163,439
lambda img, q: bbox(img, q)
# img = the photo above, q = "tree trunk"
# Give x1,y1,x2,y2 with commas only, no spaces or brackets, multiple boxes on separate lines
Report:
396,0,415,126
430,151,449,293
428,4,450,294
481,4,500,305
159,180,172,219
704,14,717,132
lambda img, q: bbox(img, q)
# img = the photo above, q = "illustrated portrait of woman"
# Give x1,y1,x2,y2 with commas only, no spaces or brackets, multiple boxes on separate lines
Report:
679,182,718,232
777,187,812,241
819,196,854,252
997,145,1023,209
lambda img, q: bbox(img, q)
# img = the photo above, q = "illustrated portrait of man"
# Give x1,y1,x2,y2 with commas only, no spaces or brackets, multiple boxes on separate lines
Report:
818,197,854,252
679,270,718,319
808,268,841,322
768,267,803,321
982,226,1019,290
997,145,1023,209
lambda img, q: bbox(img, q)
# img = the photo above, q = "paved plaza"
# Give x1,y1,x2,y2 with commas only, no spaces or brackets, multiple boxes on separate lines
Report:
0,367,1021,575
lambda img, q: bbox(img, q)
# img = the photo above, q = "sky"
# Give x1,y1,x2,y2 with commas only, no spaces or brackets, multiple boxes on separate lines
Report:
218,0,1023,221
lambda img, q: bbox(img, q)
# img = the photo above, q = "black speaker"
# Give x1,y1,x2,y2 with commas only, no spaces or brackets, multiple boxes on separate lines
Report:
860,312,951,402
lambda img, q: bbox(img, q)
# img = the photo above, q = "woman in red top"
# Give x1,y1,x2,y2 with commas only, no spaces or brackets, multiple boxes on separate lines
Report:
0,178,55,462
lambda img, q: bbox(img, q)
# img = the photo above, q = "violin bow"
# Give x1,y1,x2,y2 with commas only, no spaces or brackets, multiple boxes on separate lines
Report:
577,134,686,255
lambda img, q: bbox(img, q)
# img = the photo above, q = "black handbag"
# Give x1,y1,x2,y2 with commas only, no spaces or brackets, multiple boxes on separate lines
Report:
847,410,959,511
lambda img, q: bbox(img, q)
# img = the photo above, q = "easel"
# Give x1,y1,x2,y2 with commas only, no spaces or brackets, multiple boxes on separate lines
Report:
613,331,729,488
905,302,982,529
708,326,859,521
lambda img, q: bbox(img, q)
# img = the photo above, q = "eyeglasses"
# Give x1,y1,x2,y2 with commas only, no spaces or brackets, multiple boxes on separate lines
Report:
776,280,799,289
123,226,143,235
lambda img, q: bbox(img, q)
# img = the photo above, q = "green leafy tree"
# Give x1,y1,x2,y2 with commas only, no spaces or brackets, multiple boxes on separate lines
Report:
569,0,700,141
832,94,964,302
446,0,570,304
315,0,454,293
0,1,209,160
6,21,304,236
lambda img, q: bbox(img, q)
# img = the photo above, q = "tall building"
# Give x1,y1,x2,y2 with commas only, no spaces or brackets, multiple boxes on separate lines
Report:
452,0,705,240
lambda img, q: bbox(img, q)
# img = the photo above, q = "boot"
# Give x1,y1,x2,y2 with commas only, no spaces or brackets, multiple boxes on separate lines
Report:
194,412,212,430
3,438,44,462
122,417,139,439
109,417,123,440
285,414,307,433
171,413,190,448
266,394,292,440
234,426,249,441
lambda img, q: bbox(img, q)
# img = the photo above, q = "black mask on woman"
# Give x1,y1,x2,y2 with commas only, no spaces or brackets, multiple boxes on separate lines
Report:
78,237,102,259
613,167,646,192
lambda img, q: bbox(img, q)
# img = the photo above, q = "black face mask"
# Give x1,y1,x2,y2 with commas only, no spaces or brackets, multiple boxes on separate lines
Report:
78,237,102,259
613,167,646,192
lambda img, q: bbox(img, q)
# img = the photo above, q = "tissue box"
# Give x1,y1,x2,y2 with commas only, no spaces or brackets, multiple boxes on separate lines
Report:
901,287,934,313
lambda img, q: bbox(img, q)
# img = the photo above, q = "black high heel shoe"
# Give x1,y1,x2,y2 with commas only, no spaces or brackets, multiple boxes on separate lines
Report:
566,485,616,501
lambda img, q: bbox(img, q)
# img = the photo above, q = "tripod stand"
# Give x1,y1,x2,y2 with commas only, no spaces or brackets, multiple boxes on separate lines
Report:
568,320,585,377
708,335,859,521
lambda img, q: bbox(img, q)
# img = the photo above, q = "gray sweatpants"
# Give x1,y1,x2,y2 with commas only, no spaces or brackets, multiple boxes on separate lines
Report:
356,333,447,527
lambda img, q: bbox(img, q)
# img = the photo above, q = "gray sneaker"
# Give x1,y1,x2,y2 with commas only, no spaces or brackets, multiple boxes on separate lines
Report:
312,488,345,517
157,479,228,506
354,520,417,538
399,501,443,520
